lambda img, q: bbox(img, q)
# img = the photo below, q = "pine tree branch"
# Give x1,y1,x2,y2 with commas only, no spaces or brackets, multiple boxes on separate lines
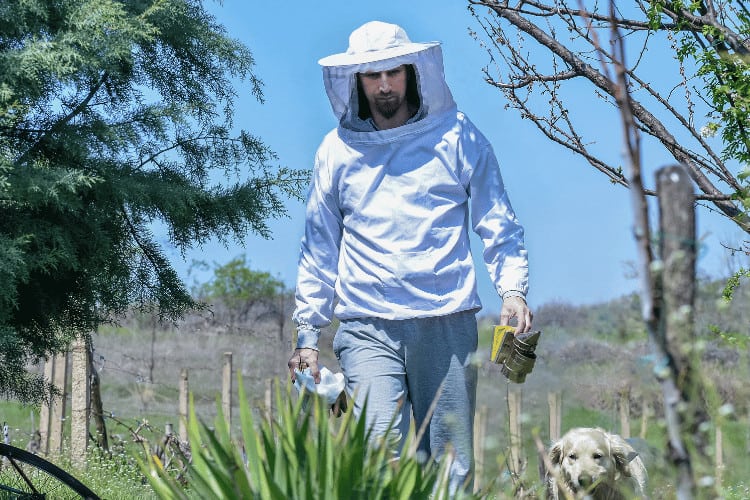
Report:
14,72,109,167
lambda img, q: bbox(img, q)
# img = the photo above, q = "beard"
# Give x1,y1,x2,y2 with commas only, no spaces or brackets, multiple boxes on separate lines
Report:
373,94,404,119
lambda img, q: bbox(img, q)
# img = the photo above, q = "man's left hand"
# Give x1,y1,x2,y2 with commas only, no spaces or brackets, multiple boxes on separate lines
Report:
500,296,533,334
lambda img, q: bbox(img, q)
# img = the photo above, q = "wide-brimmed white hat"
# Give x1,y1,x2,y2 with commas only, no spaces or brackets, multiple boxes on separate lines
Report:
318,21,439,67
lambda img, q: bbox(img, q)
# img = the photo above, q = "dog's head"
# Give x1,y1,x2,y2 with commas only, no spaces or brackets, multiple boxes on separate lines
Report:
549,427,639,494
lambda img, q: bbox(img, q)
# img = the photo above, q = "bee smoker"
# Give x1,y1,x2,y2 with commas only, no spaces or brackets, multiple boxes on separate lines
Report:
491,325,541,383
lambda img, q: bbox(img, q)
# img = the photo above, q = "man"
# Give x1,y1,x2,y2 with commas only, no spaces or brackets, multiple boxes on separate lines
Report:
287,21,532,490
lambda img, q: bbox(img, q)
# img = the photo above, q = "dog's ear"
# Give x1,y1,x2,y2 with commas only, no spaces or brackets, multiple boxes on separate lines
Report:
549,439,564,466
609,434,638,477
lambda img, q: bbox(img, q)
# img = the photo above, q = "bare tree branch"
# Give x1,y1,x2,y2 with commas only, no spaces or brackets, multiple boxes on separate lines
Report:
658,3,750,54
487,69,581,89
470,0,750,233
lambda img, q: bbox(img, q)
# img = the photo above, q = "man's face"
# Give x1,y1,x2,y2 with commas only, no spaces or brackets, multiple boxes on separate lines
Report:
358,65,408,120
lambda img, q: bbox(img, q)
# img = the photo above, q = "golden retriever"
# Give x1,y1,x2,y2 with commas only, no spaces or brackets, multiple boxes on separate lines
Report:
547,427,648,499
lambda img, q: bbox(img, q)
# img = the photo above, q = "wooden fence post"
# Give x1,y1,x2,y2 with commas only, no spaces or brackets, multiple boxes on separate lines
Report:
89,343,108,452
657,165,696,375
71,336,90,468
656,164,705,496
640,401,650,439
619,389,631,439
508,390,523,478
548,392,561,442
179,368,189,443
264,378,273,422
473,405,487,493
222,352,232,430
715,425,724,491
48,352,69,456
39,357,55,455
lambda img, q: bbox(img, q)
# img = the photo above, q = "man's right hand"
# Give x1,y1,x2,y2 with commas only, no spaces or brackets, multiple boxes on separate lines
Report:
287,348,321,383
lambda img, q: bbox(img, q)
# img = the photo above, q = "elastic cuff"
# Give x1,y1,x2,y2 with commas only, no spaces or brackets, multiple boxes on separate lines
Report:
296,326,321,350
502,290,526,301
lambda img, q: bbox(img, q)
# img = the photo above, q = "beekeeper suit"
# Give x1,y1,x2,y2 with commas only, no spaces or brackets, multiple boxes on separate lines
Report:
288,21,531,491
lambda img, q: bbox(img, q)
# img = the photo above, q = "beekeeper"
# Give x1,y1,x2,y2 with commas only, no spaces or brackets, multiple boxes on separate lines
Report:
287,20,532,490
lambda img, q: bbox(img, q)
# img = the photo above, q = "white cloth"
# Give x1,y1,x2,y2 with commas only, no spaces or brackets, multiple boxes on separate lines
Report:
293,365,345,406
293,22,528,349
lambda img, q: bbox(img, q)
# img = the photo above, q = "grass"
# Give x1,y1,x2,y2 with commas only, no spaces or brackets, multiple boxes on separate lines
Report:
0,401,175,499
562,406,614,431
58,447,158,500
1,401,39,440
0,435,156,499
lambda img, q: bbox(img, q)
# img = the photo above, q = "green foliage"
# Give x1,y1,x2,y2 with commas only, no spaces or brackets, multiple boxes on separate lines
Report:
707,266,750,347
721,266,750,301
0,0,305,402
647,1,750,174
198,255,284,329
142,378,458,499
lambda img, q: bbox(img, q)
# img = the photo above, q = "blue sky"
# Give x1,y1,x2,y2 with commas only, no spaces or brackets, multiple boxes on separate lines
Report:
164,1,746,315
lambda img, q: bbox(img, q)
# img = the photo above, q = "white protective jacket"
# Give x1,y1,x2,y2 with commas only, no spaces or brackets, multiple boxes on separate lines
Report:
293,22,528,349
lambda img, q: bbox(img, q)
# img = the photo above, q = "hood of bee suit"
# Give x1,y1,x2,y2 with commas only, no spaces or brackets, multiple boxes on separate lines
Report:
318,21,456,133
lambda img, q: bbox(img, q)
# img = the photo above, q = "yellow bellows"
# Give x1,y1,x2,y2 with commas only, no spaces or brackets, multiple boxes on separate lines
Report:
491,325,516,364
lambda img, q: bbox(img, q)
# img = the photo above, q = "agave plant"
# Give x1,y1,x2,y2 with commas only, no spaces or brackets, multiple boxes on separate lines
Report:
142,376,467,499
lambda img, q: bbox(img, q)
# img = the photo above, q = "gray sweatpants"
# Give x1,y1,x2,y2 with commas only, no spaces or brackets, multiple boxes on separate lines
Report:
332,310,479,491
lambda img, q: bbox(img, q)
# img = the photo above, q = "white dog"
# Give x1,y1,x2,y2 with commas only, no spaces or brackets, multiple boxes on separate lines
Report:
547,427,648,499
